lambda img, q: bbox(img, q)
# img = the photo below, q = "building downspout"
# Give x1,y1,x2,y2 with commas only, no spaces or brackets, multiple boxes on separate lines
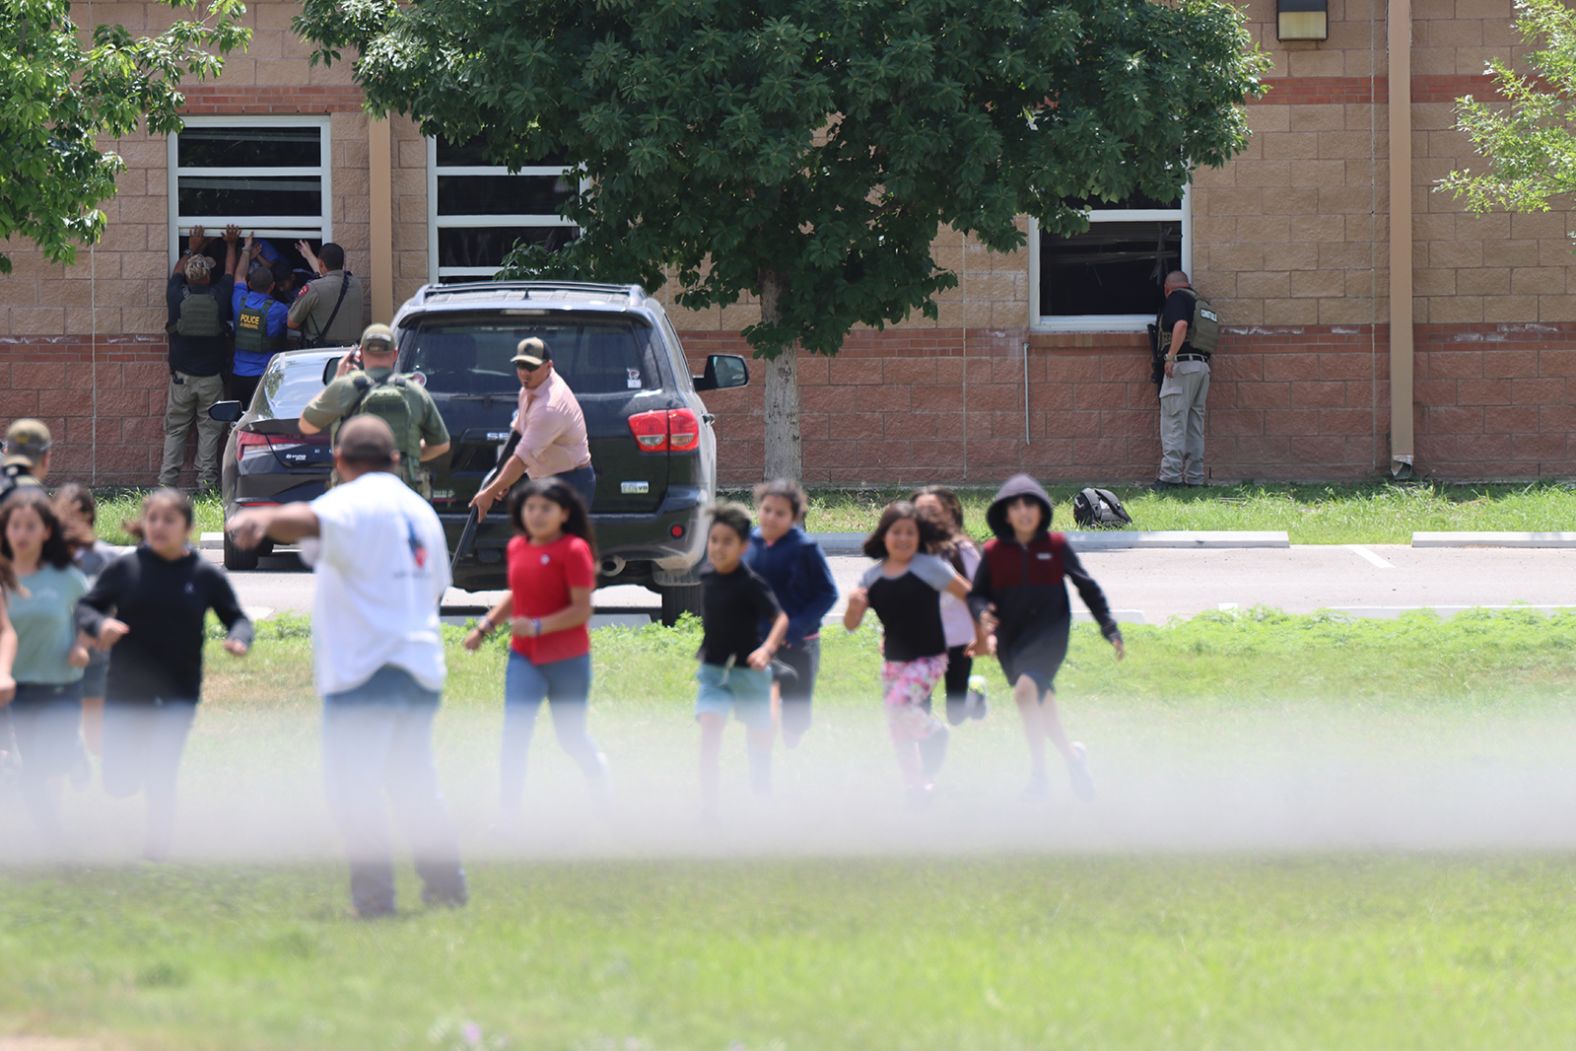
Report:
1387,0,1415,479
369,118,395,323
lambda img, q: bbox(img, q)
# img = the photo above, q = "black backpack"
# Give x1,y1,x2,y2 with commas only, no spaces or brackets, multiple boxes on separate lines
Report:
1073,488,1132,529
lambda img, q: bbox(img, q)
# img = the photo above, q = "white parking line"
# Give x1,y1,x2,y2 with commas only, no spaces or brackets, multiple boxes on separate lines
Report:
1346,545,1396,570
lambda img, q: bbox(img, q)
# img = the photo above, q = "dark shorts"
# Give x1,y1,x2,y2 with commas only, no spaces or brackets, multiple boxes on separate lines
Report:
999,623,1070,697
80,660,109,698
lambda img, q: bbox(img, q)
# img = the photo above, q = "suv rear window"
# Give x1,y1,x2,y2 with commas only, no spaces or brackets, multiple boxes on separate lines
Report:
399,317,663,396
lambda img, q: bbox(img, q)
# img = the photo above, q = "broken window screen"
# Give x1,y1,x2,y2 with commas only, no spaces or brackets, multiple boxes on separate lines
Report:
170,120,331,262
1037,194,1185,320
429,135,578,283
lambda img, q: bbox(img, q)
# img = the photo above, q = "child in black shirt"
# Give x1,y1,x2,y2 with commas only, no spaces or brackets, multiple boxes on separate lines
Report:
77,489,252,859
844,501,983,804
695,503,787,814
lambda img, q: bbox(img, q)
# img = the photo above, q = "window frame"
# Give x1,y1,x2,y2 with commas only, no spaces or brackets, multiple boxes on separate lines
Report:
425,137,580,284
1028,185,1192,333
166,115,334,266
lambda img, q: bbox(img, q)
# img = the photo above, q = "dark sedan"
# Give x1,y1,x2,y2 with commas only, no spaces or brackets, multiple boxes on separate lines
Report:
208,349,342,570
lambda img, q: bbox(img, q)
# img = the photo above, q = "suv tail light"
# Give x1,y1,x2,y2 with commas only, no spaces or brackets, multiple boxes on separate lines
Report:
628,408,702,453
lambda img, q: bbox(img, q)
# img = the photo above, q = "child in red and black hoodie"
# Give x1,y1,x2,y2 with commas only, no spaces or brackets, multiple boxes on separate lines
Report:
969,474,1124,801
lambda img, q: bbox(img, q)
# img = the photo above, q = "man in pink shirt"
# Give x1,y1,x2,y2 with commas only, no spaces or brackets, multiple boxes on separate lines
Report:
469,337,597,518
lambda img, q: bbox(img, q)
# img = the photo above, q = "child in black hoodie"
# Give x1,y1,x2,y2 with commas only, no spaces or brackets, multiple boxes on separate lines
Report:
968,474,1124,800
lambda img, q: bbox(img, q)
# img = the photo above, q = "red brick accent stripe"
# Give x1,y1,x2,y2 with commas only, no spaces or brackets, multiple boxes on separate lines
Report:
179,85,365,116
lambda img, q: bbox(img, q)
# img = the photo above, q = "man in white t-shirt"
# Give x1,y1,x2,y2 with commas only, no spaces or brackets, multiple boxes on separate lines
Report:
228,415,467,918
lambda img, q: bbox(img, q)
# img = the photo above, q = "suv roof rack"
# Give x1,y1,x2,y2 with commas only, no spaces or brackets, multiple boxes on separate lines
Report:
413,281,646,306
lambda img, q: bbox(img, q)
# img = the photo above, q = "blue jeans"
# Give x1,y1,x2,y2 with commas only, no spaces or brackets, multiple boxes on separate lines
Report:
10,681,83,835
322,665,467,917
501,652,604,811
102,697,197,858
552,464,597,512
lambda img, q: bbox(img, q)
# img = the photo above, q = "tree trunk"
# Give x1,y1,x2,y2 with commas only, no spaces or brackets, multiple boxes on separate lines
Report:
759,270,803,482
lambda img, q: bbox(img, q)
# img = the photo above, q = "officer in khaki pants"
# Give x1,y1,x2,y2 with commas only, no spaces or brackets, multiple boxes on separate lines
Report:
1154,270,1219,489
161,226,238,490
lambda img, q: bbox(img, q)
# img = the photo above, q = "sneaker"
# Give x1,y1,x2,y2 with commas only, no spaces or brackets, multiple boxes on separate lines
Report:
905,783,935,810
1020,773,1050,801
1151,479,1181,492
1068,742,1096,801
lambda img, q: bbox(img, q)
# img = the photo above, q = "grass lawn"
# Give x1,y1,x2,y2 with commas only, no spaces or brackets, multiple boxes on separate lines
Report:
84,480,1576,547
91,490,225,547
7,611,1576,1049
716,481,1576,545
8,856,1576,1051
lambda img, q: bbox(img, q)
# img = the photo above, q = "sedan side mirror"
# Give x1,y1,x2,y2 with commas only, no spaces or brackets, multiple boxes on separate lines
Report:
694,354,749,392
208,400,244,424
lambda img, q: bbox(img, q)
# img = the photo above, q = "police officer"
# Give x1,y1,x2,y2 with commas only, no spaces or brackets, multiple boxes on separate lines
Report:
287,242,367,349
163,225,239,491
228,234,291,409
298,324,451,495
1,419,53,503
1155,270,1216,490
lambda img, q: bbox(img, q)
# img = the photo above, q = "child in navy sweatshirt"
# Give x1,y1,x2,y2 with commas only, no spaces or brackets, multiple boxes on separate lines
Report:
745,479,838,749
968,474,1124,800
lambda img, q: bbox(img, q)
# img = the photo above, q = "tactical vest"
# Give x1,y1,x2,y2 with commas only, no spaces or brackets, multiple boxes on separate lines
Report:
174,286,224,339
1158,287,1221,358
234,294,284,355
342,373,428,494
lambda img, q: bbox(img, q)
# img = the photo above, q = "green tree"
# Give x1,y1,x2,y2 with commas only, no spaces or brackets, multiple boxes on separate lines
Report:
0,0,250,275
1440,0,1576,216
298,0,1266,480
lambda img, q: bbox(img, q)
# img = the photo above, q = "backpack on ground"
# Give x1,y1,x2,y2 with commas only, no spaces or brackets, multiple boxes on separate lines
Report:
174,286,224,339
1073,487,1132,529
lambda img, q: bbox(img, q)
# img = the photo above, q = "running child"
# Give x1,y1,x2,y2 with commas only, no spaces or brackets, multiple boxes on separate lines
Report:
696,502,788,814
911,486,986,725
464,478,607,821
843,501,985,804
53,484,120,759
745,479,838,749
968,474,1123,800
0,490,92,836
77,489,252,860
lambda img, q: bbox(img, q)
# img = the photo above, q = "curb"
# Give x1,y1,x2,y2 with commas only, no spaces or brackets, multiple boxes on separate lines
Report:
199,531,224,550
1412,531,1576,549
812,530,1290,554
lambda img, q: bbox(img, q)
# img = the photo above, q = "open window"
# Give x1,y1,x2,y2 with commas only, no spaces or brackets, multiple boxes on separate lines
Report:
167,117,332,275
427,135,580,285
1029,189,1190,332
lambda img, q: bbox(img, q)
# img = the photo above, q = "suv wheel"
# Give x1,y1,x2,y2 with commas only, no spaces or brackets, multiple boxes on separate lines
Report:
658,583,704,627
223,528,260,572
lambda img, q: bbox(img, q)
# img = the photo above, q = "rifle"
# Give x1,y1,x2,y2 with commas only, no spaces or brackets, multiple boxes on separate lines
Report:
450,430,522,575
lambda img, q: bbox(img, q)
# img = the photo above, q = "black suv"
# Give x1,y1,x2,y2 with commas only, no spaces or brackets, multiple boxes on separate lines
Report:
391,281,748,623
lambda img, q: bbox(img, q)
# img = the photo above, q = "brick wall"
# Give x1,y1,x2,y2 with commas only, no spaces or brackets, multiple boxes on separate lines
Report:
684,325,1391,487
4,0,1576,487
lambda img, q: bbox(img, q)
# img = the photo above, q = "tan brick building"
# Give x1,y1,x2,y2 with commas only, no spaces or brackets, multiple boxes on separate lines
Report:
3,0,1573,486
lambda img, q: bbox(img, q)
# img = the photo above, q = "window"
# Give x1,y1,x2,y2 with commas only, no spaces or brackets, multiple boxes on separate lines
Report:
1029,189,1190,332
167,117,332,270
427,136,579,284
400,317,661,396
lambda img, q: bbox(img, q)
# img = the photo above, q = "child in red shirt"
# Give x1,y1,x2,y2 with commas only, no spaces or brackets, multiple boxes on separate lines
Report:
464,478,607,822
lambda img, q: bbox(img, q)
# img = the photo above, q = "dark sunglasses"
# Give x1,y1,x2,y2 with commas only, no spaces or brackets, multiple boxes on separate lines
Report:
515,361,543,373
